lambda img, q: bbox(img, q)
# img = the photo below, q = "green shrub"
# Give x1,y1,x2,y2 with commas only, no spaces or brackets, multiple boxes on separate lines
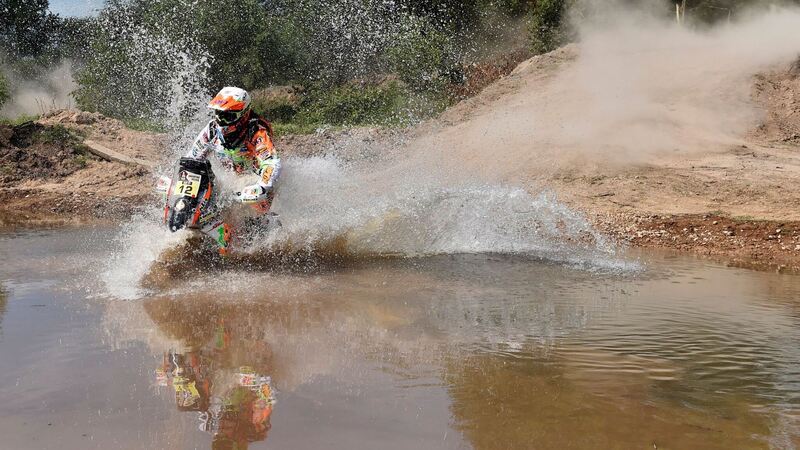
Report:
29,124,90,155
0,114,39,126
388,17,452,94
271,122,322,137
258,80,451,133
0,72,8,108
297,82,415,127
122,117,167,133
528,0,568,54
251,87,304,123
74,154,89,168
36,124,72,144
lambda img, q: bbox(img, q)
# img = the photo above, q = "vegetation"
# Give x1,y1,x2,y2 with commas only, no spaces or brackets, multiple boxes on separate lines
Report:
0,114,39,126
250,81,439,134
2,0,798,131
36,124,77,144
0,71,8,108
294,82,418,127
528,0,569,54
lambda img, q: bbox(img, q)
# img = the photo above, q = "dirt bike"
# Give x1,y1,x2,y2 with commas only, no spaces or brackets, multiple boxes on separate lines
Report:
155,157,232,253
155,156,282,257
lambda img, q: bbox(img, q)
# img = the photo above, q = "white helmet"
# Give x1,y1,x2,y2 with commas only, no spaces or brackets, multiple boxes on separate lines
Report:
207,86,252,135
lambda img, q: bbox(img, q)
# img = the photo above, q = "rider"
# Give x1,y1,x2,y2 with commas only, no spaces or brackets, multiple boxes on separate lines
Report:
187,86,281,215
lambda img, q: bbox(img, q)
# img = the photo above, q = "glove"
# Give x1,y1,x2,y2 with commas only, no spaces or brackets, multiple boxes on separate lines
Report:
236,184,270,204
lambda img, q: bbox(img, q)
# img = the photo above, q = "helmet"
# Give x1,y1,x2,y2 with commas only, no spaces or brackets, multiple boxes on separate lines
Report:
208,86,252,138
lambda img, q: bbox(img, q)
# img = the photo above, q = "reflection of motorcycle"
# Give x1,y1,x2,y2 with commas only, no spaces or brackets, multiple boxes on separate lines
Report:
199,366,276,447
153,320,276,450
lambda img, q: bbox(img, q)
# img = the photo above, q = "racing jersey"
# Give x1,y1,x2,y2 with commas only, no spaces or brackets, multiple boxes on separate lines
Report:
186,116,281,190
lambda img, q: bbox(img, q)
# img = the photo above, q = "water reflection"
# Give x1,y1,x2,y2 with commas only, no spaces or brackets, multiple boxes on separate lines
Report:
99,255,800,449
444,349,779,449
148,303,276,449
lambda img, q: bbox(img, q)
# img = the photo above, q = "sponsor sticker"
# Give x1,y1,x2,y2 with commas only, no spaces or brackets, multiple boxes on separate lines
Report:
173,171,202,197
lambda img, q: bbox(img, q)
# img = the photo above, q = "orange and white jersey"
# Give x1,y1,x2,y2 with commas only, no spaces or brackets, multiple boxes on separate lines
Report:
187,116,281,190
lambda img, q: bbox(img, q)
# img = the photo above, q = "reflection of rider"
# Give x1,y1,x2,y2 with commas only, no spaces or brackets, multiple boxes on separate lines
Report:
154,321,276,450
186,86,281,215
202,367,275,450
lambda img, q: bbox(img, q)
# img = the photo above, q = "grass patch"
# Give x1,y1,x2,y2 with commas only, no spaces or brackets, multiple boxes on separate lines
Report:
0,114,40,126
74,155,89,168
36,125,75,144
251,87,303,123
258,81,448,135
29,125,91,158
272,122,323,137
122,117,166,133
297,82,417,127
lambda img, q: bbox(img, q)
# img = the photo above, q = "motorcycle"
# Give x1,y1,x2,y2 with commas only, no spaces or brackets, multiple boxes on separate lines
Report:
156,157,278,255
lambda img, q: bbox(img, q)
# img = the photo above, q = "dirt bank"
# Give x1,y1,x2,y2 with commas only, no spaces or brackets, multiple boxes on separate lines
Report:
402,15,800,272
0,113,156,227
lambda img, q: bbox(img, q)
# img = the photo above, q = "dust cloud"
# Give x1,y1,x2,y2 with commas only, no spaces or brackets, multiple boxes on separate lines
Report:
412,5,800,179
0,60,77,118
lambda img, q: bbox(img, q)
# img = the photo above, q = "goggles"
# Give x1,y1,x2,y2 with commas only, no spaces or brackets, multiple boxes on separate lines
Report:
214,109,244,126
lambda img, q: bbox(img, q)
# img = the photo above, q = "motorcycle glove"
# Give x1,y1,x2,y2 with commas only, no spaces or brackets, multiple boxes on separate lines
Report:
237,184,270,203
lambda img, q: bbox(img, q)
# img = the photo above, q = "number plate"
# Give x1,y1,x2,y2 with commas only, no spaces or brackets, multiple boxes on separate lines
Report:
173,171,202,198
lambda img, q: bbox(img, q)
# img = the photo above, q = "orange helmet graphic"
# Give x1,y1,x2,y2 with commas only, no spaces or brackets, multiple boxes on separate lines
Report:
208,87,252,136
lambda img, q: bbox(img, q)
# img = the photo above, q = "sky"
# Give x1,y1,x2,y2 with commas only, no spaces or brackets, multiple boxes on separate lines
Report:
49,0,104,17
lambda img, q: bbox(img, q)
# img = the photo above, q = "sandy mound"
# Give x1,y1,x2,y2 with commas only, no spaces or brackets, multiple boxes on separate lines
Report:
0,115,154,226
0,122,94,184
751,67,800,144
39,109,167,164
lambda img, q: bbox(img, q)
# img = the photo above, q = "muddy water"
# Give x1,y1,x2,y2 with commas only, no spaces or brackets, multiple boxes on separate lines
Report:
1,229,799,449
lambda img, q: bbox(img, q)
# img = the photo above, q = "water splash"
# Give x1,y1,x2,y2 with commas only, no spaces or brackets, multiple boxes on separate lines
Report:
102,214,189,299
94,0,638,300
101,152,633,299
241,155,630,269
81,0,213,154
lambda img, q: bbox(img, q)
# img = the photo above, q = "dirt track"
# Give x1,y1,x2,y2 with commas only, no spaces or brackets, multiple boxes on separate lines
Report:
547,51,800,272
403,33,800,271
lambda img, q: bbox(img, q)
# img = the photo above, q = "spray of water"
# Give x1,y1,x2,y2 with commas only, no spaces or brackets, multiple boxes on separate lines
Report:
99,1,653,299
96,4,219,298
254,155,623,264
